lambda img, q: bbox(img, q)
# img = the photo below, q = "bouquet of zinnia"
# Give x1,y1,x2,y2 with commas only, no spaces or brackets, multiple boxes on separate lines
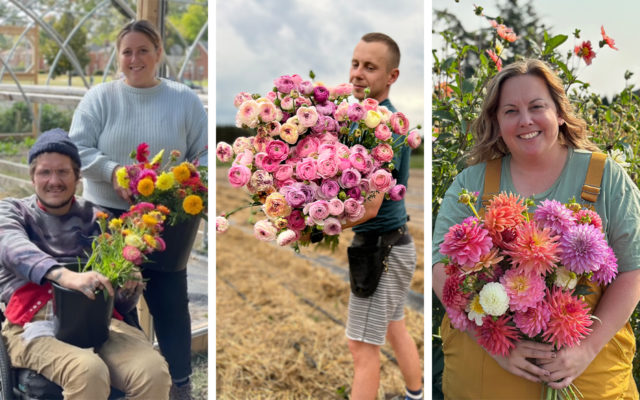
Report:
439,190,618,400
84,203,168,288
115,143,208,225
216,73,422,250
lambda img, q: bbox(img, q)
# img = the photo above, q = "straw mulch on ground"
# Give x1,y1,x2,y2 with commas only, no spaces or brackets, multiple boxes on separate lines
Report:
216,168,424,399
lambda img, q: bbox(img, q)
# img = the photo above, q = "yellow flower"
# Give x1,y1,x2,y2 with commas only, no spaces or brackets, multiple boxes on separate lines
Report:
364,110,382,129
263,192,291,219
156,172,175,191
108,218,123,231
116,167,129,188
143,234,157,249
173,165,191,183
142,214,158,227
124,234,144,248
137,178,155,197
150,149,165,166
182,195,203,215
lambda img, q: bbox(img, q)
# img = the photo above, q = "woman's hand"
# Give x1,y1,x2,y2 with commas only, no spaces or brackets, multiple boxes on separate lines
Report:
488,340,556,383
536,343,598,389
111,167,133,203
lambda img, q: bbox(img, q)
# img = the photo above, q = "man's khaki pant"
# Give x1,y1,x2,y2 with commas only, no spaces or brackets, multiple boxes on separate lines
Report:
3,307,171,400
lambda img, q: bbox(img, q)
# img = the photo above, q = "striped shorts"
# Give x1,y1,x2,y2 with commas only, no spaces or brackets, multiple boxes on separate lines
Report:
346,241,416,345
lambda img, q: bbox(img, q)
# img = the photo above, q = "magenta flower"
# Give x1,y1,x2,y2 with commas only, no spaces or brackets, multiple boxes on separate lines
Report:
592,246,618,285
389,184,406,201
442,271,467,309
339,168,361,189
313,86,330,103
286,210,306,231
216,142,233,163
123,245,143,265
500,268,546,312
346,186,361,200
227,164,251,188
319,179,340,199
274,75,295,94
390,112,409,135
439,217,493,270
322,217,342,236
265,140,289,161
534,199,576,236
513,300,550,337
347,103,365,122
560,223,608,274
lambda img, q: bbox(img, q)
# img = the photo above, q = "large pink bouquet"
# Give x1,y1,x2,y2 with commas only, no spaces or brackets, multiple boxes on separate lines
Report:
440,190,617,399
216,73,421,249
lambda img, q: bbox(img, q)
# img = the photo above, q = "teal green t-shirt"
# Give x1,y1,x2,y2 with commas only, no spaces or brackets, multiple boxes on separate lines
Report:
432,147,640,273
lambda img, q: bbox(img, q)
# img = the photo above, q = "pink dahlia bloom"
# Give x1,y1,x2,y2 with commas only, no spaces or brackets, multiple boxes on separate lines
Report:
442,271,468,309
500,267,546,312
513,300,551,337
574,208,603,230
505,221,559,275
543,288,593,348
534,199,577,236
560,223,608,274
475,314,519,357
440,217,493,270
592,246,618,285
446,306,474,332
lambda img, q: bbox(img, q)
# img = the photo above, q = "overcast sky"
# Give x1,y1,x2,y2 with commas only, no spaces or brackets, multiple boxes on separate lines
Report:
432,0,640,99
215,0,424,130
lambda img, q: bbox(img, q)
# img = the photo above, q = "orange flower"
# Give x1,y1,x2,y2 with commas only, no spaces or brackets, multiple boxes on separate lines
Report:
434,82,454,99
484,193,527,246
486,49,502,71
182,195,203,215
96,211,109,220
574,41,596,65
172,164,191,183
137,178,155,197
156,205,170,215
600,25,618,50
490,20,517,42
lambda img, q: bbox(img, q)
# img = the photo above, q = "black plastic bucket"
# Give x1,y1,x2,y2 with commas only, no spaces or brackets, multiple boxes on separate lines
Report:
145,216,201,271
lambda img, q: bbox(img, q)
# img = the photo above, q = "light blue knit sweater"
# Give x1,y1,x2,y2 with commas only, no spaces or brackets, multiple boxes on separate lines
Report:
69,78,207,210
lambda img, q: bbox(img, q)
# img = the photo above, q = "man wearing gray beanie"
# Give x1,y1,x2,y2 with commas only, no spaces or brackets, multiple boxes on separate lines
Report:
0,128,171,399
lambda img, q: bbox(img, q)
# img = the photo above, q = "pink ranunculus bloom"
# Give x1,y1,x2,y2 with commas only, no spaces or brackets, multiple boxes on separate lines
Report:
252,134,273,153
346,201,365,221
439,217,493,270
374,124,392,141
279,123,299,145
233,149,253,167
265,121,281,137
289,74,302,85
258,101,277,123
296,106,319,128
339,168,362,189
389,184,406,201
261,156,281,173
286,210,306,231
331,83,353,98
216,216,230,234
319,179,340,199
313,85,330,104
296,158,318,181
333,100,350,121
265,140,289,161
407,130,422,149
315,102,337,117
216,142,233,163
307,200,330,224
361,98,379,111
265,91,277,102
317,142,337,157
274,75,295,94
317,132,339,144
253,152,267,170
322,217,342,236
390,112,410,135
348,152,368,173
328,198,345,216
347,103,365,122
316,153,339,179
378,106,392,123
276,229,299,246
253,219,278,241
350,144,368,155
274,164,294,181
369,169,394,192
233,92,253,108
298,80,314,95
283,187,307,208
123,245,143,265
296,136,320,158
295,96,312,107
248,170,274,193
280,95,295,111
232,136,253,155
227,164,251,188
371,143,394,163
237,100,260,128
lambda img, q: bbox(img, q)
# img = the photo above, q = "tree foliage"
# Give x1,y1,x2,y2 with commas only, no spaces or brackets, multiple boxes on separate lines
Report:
40,12,90,78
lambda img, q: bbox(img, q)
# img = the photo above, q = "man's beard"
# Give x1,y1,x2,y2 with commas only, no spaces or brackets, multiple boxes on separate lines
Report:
36,187,74,210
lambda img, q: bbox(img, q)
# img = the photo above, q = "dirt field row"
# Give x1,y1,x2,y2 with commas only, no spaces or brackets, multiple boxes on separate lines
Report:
215,168,424,399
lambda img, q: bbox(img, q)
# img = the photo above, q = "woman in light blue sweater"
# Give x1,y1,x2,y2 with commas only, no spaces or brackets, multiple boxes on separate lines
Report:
69,20,206,400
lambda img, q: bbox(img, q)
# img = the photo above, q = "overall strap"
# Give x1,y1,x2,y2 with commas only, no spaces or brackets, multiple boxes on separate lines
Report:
581,152,607,203
481,158,502,212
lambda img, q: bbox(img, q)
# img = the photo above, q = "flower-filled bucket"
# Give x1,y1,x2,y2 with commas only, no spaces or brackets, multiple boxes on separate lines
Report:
52,282,114,349
145,216,201,271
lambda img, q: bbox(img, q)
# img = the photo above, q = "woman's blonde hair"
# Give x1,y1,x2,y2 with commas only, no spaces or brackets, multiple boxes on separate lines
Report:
466,58,599,165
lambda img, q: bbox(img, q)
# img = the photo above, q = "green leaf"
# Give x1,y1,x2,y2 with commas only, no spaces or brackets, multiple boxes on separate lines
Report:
462,78,478,95
543,34,568,55
433,109,457,122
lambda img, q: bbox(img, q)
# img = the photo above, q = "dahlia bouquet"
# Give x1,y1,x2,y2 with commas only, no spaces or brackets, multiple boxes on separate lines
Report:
84,204,167,288
215,73,422,250
439,190,618,400
115,143,208,225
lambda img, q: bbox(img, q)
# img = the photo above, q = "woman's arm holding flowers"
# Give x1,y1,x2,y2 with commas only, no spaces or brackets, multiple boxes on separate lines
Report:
539,268,640,389
341,191,384,229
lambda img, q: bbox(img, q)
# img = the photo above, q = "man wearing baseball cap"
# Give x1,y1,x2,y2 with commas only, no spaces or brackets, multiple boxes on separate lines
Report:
0,129,171,399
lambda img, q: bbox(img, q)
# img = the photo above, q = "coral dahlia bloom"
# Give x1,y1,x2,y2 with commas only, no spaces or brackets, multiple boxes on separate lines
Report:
500,267,546,312
442,272,468,309
574,41,596,65
476,315,519,356
484,193,526,247
534,199,576,236
505,221,560,275
440,217,493,270
560,223,608,274
601,25,618,50
486,49,502,71
513,300,551,337
543,288,593,348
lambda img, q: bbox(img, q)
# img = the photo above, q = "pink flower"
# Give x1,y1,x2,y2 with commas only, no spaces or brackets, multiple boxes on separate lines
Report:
574,208,602,230
295,158,318,181
439,217,493,270
280,95,295,111
339,168,361,189
227,164,251,188
476,315,519,356
216,142,233,163
328,198,344,216
232,136,253,155
505,221,559,275
307,200,330,224
252,134,273,153
592,246,618,285
361,98,379,111
253,219,278,241
446,306,474,332
331,83,353,98
486,49,502,71
389,184,406,201
374,124,392,141
296,136,320,158
407,130,422,149
560,223,608,274
316,153,339,178
348,152,368,172
266,121,281,137
574,41,596,65
601,26,618,50
313,86,330,103
490,20,517,42
322,217,342,236
286,210,306,231
543,288,593,348
371,143,394,163
253,152,267,170
500,268,546,312
333,100,350,121
274,75,295,94
216,216,230,234
233,149,253,167
319,179,340,199
265,140,289,161
513,300,550,337
123,245,143,265
136,143,150,163
296,106,319,128
233,92,252,107
274,164,294,181
347,103,365,122
283,187,307,208
369,169,394,192
276,229,299,246
390,112,410,135
343,198,364,221
534,199,576,236
258,101,277,123
237,100,259,128
442,271,467,309
247,170,274,193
